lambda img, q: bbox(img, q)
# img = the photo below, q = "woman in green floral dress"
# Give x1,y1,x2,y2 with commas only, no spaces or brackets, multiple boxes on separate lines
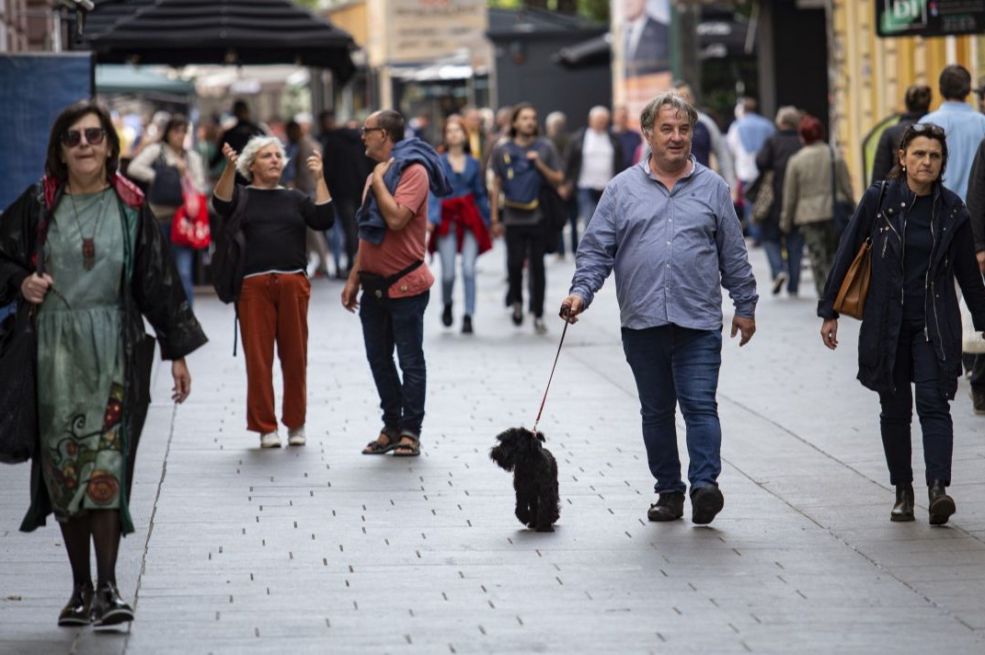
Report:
0,101,207,629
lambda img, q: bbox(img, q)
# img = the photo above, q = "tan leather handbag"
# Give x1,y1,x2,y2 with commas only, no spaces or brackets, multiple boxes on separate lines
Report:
833,240,872,319
833,181,886,320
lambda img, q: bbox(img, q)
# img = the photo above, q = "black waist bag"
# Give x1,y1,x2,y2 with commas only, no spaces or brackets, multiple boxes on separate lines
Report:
358,260,424,300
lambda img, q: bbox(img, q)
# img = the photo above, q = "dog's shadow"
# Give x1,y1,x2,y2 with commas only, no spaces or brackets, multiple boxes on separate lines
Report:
490,427,561,533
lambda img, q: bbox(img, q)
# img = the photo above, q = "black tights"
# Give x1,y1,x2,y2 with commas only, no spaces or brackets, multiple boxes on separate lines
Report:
59,510,121,589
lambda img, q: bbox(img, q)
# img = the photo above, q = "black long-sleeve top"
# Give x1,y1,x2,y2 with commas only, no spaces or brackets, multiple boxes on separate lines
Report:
213,185,335,276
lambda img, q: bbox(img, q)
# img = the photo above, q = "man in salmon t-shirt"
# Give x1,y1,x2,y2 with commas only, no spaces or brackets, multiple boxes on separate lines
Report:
342,109,450,458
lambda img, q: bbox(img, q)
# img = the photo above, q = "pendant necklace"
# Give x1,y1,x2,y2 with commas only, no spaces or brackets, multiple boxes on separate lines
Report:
67,187,108,271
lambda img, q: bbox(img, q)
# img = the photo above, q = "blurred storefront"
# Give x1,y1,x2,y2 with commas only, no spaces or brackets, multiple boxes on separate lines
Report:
325,0,491,128
829,0,982,190
613,1,983,190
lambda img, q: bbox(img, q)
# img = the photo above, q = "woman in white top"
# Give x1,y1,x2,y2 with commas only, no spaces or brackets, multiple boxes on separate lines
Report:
127,114,207,305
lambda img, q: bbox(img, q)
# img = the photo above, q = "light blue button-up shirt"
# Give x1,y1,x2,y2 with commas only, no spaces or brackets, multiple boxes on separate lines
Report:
920,101,985,202
569,157,758,330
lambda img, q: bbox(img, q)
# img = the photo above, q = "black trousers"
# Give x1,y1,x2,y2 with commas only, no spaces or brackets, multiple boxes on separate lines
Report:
878,320,953,486
505,223,546,318
970,354,985,391
336,196,359,272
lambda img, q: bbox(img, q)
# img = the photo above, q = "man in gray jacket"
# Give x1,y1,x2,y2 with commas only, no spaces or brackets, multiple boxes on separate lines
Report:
560,93,758,526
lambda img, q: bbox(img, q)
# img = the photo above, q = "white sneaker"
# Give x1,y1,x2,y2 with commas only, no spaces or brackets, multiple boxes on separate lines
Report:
287,425,306,446
533,318,547,335
260,431,281,448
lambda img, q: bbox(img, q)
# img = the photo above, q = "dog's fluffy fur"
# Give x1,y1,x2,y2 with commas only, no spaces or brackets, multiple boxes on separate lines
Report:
489,428,560,531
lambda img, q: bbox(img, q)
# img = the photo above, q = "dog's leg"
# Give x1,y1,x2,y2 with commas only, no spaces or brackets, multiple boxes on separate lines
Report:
515,489,531,526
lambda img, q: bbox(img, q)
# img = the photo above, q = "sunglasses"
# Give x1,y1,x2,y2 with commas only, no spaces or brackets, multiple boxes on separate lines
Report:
61,127,106,148
360,126,384,136
905,123,945,138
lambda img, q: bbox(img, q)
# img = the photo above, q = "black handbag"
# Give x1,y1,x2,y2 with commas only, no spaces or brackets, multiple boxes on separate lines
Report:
147,147,184,207
0,300,38,464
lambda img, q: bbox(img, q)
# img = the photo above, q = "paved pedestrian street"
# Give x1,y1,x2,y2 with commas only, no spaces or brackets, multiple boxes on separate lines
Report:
2,242,984,655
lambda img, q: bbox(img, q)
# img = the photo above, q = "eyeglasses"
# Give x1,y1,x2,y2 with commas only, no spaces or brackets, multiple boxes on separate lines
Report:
360,126,384,136
61,127,106,148
905,123,945,138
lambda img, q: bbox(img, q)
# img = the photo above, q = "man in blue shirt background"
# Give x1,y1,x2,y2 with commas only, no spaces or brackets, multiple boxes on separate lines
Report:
919,64,985,202
560,92,758,526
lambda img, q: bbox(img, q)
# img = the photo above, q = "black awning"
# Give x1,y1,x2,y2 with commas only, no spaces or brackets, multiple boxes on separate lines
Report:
84,0,356,83
552,34,610,69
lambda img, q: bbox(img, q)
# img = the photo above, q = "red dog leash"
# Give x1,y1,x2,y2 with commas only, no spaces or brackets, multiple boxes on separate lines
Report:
531,319,569,435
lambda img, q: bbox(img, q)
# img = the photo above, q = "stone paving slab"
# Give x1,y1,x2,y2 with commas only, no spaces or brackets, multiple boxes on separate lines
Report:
2,241,984,654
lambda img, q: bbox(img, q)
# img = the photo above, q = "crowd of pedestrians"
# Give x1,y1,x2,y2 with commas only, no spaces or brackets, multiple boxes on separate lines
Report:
3,66,985,629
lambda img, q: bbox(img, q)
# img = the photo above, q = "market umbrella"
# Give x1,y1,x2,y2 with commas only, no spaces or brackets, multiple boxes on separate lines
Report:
84,0,356,83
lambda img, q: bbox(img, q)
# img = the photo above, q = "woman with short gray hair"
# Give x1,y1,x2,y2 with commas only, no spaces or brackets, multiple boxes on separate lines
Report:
755,106,805,296
213,135,335,449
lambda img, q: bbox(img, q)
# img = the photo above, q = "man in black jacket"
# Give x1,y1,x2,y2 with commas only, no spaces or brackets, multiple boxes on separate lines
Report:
872,85,931,182
964,138,985,413
211,100,266,184
318,110,373,276
562,106,624,255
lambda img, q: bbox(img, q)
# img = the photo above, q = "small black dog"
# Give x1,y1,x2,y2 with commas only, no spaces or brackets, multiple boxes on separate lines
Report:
490,428,560,532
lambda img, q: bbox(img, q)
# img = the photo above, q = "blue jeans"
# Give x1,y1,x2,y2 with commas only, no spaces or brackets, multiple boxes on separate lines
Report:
159,222,195,307
762,229,805,293
437,230,478,317
621,324,723,494
359,290,429,439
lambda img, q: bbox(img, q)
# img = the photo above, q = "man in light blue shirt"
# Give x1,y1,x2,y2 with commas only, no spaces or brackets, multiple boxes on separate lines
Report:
560,92,758,526
920,65,985,202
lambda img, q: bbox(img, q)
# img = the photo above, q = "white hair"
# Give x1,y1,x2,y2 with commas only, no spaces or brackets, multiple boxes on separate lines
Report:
237,136,288,181
588,105,610,120
545,111,566,129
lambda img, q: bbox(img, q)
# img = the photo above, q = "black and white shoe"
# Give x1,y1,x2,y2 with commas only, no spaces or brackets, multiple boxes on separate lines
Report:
57,582,94,627
91,582,134,630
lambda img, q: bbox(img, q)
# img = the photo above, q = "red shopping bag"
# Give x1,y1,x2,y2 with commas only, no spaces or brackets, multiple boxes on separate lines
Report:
171,191,211,249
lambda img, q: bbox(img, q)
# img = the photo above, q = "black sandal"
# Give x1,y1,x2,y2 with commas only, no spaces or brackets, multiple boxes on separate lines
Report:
392,436,420,457
362,431,399,455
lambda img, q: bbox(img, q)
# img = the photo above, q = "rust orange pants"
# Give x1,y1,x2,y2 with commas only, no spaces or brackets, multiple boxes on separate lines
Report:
238,272,310,434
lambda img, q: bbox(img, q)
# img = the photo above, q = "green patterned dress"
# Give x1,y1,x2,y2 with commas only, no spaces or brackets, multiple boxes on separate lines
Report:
37,189,134,520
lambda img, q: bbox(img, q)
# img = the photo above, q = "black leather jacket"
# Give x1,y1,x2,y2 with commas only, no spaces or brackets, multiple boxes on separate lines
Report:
0,175,208,534
819,179,985,398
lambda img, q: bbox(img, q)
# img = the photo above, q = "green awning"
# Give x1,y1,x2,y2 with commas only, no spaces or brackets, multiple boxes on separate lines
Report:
95,65,194,95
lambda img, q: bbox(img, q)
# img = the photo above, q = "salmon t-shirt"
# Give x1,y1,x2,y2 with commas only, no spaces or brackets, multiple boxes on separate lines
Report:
358,163,435,299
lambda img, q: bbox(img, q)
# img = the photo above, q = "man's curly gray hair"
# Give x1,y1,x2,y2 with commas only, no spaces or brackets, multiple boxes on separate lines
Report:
639,92,698,134
236,135,289,181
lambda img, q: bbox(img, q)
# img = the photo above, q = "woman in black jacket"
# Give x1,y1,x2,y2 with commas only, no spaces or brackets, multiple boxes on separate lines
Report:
0,101,207,627
819,123,985,525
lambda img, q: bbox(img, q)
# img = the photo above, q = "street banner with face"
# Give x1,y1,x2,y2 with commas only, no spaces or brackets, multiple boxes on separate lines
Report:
613,0,673,131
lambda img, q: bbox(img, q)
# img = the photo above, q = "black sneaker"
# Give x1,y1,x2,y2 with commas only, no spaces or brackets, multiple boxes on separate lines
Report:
462,315,473,334
91,582,134,630
647,492,684,521
441,303,453,327
690,486,725,525
511,302,523,326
